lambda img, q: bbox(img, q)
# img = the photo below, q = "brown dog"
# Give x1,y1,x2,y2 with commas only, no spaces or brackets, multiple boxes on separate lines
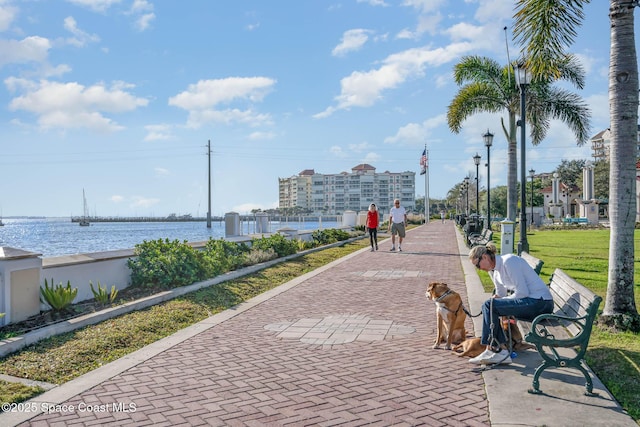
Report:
426,282,467,350
453,318,534,357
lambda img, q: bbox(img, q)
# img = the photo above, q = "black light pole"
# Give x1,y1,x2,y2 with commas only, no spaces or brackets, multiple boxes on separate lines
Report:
529,169,535,228
473,153,481,215
515,61,531,254
464,177,470,216
483,130,494,230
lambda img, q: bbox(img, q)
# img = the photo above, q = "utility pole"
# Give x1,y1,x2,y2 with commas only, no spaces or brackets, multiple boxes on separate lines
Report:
207,140,212,228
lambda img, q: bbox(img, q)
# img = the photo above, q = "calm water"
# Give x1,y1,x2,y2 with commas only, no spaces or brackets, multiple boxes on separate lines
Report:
0,218,340,257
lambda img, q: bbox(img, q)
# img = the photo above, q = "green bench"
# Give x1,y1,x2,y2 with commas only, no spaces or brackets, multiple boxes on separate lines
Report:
468,228,493,247
520,268,602,396
520,251,544,275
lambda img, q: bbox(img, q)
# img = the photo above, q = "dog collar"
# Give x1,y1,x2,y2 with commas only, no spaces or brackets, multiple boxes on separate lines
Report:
435,289,453,302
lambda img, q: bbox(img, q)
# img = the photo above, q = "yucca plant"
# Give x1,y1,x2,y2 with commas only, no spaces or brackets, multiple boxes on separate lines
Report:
89,281,118,306
40,278,78,312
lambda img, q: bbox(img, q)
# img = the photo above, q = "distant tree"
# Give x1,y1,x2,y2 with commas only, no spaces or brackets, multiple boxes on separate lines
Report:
594,160,610,200
488,185,508,218
555,159,586,188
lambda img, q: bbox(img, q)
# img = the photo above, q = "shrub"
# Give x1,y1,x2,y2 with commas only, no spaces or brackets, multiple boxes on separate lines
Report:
245,248,278,265
89,281,119,306
128,239,207,288
40,279,78,311
251,233,297,257
312,228,351,246
202,238,250,275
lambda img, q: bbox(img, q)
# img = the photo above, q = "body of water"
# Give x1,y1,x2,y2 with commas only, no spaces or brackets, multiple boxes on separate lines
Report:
0,218,340,257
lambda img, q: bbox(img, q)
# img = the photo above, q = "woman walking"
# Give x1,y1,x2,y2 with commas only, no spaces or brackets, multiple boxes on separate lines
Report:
366,203,379,251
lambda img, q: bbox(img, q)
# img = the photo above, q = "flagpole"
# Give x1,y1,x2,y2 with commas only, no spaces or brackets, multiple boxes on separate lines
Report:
425,146,429,223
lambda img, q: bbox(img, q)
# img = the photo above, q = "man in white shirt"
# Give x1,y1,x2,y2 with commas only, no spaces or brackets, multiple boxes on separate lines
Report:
388,199,407,251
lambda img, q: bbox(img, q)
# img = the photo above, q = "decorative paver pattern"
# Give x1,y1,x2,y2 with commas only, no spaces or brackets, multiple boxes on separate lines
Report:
17,223,489,426
264,313,416,345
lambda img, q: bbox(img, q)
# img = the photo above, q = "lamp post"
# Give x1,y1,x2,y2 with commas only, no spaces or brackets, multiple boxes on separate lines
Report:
473,153,481,215
529,169,535,228
515,61,531,254
464,177,470,216
483,130,494,230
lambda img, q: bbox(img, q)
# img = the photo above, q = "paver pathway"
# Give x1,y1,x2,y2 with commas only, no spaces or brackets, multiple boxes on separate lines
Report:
17,221,490,426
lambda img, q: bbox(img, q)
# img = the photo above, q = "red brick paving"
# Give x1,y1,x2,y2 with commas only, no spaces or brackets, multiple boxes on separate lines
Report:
20,222,489,426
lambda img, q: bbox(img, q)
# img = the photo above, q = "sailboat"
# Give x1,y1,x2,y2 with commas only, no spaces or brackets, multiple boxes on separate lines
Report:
79,189,90,226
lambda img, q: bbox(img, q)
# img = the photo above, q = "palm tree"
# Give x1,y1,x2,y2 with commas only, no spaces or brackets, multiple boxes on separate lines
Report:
447,55,591,221
514,0,640,330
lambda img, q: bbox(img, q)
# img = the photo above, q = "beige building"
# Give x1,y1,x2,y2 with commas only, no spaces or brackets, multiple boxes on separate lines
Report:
590,125,640,161
279,164,415,215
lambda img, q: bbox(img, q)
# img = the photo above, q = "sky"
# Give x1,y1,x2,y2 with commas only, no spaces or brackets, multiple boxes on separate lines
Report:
0,0,624,218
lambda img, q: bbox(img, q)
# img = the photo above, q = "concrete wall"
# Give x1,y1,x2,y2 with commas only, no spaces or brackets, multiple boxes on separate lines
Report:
1,228,332,325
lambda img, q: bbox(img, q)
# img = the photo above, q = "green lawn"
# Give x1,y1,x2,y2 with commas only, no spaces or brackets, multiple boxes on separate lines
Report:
479,227,640,422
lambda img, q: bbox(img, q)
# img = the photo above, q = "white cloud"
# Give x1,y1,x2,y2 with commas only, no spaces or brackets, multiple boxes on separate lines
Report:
0,36,51,67
144,124,172,141
248,131,276,140
169,77,276,128
356,0,389,6
332,29,372,57
64,16,100,47
330,145,347,157
315,43,471,117
110,195,124,203
384,114,446,145
134,12,155,31
0,3,18,32
6,78,149,132
155,167,169,176
66,0,123,13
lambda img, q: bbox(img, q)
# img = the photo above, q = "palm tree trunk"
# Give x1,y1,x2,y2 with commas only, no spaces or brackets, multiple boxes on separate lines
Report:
603,0,640,324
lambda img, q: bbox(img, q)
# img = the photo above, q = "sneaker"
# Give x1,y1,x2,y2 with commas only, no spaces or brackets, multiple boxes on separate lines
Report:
390,246,396,251
398,246,402,252
371,248,375,252
469,349,512,365
375,245,378,251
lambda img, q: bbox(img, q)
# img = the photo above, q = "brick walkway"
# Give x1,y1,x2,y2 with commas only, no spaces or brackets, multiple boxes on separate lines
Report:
18,222,490,426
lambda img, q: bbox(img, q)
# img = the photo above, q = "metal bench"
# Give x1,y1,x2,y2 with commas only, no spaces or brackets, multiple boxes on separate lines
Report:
520,268,602,396
468,228,493,247
562,217,589,225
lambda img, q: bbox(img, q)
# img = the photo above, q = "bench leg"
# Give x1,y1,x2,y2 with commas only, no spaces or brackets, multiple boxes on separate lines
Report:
528,361,599,396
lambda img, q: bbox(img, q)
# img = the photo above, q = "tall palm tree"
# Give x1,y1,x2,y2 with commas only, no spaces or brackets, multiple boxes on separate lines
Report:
514,0,640,330
447,55,591,222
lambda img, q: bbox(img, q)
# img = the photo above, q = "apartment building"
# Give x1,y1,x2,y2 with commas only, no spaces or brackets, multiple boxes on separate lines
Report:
590,125,640,161
278,164,415,215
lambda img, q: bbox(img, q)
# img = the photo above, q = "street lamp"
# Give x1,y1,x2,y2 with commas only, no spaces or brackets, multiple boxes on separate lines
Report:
515,60,532,254
473,153,481,215
483,130,494,230
464,177,470,216
529,169,535,228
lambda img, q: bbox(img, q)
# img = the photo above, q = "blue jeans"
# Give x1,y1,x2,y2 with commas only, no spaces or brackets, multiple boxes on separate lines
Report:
481,297,554,345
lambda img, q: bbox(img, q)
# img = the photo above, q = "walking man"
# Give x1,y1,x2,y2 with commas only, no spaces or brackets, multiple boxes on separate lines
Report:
388,199,407,251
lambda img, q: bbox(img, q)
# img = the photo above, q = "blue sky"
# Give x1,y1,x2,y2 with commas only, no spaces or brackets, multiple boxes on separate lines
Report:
0,0,620,217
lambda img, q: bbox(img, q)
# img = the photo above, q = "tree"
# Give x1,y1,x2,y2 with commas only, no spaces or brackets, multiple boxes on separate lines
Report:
447,55,590,222
556,159,586,188
514,0,640,330
593,160,610,200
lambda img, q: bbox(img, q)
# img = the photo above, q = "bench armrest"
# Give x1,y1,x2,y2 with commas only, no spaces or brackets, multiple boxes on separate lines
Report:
525,313,591,348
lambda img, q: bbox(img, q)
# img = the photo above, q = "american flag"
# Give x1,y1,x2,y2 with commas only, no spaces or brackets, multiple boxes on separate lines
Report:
420,149,427,175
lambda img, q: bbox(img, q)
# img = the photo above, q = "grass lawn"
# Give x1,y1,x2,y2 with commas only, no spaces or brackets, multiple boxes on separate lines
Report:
477,227,640,422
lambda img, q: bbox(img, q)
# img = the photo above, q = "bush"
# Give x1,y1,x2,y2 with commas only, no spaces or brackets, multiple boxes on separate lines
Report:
251,234,297,257
312,229,351,245
128,239,207,288
40,279,78,311
202,238,250,275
